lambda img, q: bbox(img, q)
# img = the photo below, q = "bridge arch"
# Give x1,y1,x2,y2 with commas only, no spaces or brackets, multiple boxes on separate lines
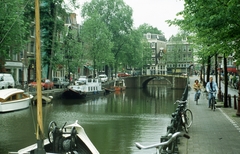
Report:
142,76,173,88
142,77,155,88
123,75,187,89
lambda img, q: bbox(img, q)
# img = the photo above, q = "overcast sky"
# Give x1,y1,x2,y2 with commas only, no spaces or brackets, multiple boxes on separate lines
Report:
76,0,184,39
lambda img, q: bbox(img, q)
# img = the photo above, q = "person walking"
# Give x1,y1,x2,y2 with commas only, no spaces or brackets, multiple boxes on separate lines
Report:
206,76,218,108
193,79,201,104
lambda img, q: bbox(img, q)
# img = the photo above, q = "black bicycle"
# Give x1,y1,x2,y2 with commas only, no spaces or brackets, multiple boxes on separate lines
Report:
209,91,216,111
174,100,193,133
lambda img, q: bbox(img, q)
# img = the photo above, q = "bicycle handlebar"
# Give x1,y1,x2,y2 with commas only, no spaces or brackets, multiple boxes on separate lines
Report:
174,100,187,104
135,132,190,150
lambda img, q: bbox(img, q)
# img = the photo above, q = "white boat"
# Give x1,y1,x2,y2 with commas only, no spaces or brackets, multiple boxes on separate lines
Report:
17,120,99,154
0,88,33,112
62,78,104,99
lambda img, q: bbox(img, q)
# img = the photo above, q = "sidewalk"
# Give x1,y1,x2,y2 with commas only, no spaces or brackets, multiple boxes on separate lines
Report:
178,75,240,154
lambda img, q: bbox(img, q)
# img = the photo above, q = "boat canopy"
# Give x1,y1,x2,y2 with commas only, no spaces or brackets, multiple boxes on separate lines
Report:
0,88,24,100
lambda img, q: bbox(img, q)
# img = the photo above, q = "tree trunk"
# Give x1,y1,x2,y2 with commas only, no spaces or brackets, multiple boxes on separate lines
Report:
48,3,57,80
223,55,228,107
206,56,211,83
215,54,218,84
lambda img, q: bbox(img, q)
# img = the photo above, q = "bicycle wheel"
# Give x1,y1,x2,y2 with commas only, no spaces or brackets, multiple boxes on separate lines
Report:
181,113,189,133
185,109,193,128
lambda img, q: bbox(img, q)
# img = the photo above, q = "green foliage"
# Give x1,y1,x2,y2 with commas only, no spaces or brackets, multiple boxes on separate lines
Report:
167,0,240,65
81,0,134,72
0,1,27,53
0,0,31,72
81,12,114,71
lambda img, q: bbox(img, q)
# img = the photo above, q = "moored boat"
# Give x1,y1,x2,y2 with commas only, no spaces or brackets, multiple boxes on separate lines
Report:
0,88,33,112
62,78,104,99
114,78,126,91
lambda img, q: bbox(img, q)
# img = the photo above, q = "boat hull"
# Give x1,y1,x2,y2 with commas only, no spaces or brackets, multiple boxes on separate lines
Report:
114,86,126,91
0,98,31,112
0,88,33,113
62,88,87,99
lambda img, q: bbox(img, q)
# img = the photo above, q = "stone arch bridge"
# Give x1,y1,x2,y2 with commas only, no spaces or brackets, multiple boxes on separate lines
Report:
123,75,187,89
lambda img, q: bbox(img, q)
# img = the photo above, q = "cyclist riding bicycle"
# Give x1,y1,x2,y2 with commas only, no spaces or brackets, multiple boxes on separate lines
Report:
206,76,218,108
193,79,201,104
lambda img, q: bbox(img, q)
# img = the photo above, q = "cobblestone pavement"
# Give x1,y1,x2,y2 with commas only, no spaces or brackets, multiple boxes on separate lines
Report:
178,75,240,154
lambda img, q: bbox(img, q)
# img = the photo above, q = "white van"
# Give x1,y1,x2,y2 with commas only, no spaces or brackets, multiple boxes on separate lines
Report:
99,74,108,83
0,73,15,89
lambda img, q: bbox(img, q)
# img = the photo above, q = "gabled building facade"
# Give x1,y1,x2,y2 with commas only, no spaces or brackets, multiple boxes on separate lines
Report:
166,37,193,75
144,33,167,75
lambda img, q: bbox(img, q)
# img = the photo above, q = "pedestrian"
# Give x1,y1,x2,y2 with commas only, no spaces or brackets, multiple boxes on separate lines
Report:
193,79,201,104
229,73,233,85
206,76,218,108
232,74,237,88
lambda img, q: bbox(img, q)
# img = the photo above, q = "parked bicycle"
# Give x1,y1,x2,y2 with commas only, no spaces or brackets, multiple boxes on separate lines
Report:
174,100,193,133
135,132,190,154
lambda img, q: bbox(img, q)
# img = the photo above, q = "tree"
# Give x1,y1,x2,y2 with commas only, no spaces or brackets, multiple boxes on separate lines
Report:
0,0,30,72
34,0,80,79
81,0,134,74
81,12,114,77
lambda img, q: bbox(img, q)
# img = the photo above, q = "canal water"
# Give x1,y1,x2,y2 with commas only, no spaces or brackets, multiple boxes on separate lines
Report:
0,85,184,154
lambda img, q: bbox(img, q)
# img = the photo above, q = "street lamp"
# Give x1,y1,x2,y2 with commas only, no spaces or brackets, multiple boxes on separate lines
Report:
218,55,223,101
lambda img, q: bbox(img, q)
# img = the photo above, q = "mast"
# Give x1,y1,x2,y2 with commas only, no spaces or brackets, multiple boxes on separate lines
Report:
35,0,45,153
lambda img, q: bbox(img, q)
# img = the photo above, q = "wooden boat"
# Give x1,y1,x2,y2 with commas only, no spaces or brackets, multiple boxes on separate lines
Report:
103,87,115,95
62,78,104,99
114,78,126,91
0,88,33,112
12,1,99,153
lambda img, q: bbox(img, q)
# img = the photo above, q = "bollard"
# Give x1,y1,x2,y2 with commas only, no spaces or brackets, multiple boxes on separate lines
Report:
237,95,240,116
234,95,237,109
221,92,224,101
228,94,231,108
236,83,240,116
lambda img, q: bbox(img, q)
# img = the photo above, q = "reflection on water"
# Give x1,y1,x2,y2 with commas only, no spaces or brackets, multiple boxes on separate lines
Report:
0,85,184,154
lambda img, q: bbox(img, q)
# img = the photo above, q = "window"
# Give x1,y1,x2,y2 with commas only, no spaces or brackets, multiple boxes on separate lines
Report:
30,41,35,53
147,33,151,39
151,42,155,48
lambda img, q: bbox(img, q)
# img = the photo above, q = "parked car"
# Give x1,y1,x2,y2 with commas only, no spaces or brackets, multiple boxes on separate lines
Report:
99,74,108,83
118,73,131,77
29,79,54,90
75,76,87,85
53,77,69,88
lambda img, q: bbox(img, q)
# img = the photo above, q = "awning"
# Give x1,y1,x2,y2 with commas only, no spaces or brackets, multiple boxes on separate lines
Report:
84,65,94,71
227,66,237,73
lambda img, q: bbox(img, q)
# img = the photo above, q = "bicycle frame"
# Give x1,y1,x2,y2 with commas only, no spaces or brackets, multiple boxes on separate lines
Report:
209,91,216,111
